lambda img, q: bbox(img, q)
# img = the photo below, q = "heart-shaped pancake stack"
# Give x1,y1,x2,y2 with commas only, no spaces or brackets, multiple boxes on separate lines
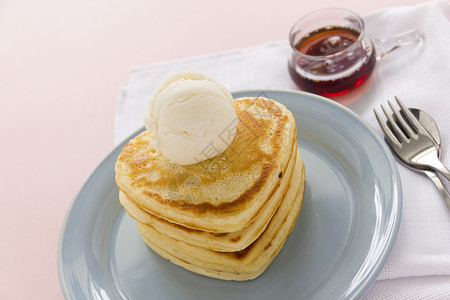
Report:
115,97,305,280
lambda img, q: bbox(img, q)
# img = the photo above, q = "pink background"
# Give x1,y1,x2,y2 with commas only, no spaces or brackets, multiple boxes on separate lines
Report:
0,0,432,298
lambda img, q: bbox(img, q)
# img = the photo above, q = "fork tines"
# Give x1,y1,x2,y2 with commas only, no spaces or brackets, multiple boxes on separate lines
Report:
374,96,429,147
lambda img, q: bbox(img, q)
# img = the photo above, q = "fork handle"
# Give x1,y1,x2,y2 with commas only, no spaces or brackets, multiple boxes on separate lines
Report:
426,156,450,182
424,170,450,208
436,167,450,182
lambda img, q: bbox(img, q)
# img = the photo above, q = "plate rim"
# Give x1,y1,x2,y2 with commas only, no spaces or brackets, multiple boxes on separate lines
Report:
57,89,402,300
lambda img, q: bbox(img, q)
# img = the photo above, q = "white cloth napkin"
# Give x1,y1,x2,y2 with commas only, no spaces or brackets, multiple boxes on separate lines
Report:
115,0,450,298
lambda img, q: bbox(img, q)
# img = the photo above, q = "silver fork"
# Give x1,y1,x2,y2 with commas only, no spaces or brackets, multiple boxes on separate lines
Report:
374,97,450,181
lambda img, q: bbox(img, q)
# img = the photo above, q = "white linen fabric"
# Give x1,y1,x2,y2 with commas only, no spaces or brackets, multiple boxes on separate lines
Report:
115,1,450,298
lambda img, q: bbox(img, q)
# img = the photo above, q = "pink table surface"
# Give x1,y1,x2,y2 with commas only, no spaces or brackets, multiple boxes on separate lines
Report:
0,0,431,298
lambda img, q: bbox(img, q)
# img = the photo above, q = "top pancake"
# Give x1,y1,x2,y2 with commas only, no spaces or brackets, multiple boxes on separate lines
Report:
115,97,296,232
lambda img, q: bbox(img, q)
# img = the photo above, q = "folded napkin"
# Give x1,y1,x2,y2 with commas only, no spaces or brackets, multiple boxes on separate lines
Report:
115,0,450,298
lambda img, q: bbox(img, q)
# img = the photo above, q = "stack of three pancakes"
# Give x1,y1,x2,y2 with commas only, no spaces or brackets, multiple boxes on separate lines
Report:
115,97,305,280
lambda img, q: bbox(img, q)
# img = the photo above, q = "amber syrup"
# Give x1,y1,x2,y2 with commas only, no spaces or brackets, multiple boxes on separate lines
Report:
289,26,376,97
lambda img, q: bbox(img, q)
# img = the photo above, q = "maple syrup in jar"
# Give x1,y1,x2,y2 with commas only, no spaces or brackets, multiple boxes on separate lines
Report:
288,9,376,97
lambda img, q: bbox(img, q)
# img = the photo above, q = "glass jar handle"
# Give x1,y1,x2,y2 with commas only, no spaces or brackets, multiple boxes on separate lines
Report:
372,29,424,60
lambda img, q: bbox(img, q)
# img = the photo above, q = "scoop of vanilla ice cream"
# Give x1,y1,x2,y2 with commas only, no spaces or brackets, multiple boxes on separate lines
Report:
143,71,238,165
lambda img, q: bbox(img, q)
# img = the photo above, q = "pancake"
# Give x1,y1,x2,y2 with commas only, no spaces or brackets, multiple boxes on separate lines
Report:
115,97,297,233
140,238,283,281
137,156,305,280
119,141,298,252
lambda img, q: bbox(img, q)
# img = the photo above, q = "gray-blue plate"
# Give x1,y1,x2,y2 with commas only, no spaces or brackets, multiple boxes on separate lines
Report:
58,90,402,300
